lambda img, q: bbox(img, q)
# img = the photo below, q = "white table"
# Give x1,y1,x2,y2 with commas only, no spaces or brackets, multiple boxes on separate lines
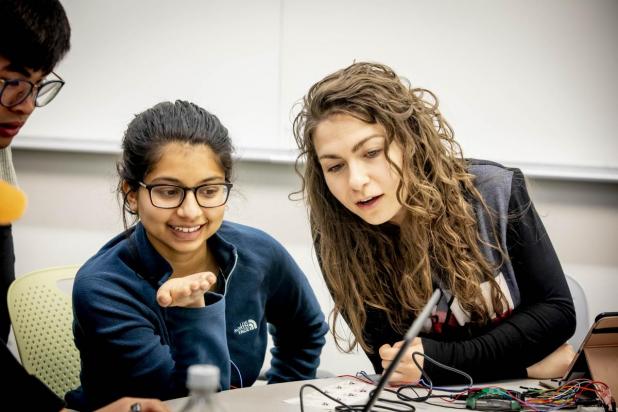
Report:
166,377,538,412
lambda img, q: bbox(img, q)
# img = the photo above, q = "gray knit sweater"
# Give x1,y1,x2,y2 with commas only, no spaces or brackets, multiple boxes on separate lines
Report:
0,147,17,185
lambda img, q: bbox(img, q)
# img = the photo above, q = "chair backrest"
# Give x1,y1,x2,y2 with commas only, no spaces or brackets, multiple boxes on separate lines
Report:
7,265,81,398
565,273,590,349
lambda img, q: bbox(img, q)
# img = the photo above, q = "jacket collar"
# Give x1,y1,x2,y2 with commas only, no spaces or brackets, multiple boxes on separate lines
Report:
128,222,237,286
207,225,236,279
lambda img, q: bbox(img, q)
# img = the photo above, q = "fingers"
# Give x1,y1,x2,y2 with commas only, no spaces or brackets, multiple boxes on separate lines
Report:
156,281,194,307
380,339,422,360
193,272,216,291
380,359,422,384
379,339,425,384
380,344,402,371
172,284,194,300
156,289,172,307
156,272,217,308
378,343,394,360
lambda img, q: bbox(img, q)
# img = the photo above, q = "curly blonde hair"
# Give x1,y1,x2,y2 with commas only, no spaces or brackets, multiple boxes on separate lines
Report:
293,62,506,352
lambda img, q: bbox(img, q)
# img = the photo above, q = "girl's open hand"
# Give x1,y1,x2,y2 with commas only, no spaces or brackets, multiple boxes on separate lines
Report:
156,272,216,308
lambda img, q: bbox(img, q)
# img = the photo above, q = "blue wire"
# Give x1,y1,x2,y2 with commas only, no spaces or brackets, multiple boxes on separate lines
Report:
357,370,377,383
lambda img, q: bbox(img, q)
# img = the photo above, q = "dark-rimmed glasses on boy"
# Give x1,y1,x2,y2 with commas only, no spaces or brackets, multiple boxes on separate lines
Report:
0,72,65,108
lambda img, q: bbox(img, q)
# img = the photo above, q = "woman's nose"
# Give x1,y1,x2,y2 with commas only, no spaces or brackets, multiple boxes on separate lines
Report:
348,163,370,191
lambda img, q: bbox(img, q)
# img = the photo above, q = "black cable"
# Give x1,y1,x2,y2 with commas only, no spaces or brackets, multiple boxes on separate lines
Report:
299,384,356,412
396,352,473,403
299,353,473,412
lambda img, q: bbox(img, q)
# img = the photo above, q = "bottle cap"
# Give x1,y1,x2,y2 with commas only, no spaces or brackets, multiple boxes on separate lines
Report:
187,364,220,390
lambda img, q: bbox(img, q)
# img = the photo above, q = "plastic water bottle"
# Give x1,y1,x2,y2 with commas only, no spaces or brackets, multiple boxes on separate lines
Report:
178,364,227,412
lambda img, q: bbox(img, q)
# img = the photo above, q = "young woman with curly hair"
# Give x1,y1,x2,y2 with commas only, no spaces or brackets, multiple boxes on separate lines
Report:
293,62,576,384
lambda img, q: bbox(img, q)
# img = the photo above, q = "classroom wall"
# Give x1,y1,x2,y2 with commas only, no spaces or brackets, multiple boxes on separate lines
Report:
17,0,618,182
11,149,618,375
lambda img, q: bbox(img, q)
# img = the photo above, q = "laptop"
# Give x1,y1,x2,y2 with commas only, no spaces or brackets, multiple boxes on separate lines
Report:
562,312,618,406
363,289,442,412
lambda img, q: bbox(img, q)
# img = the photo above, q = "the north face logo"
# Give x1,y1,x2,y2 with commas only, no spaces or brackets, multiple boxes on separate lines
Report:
234,319,257,335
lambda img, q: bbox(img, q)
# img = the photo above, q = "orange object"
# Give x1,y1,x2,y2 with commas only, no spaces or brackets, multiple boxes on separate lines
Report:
0,180,27,224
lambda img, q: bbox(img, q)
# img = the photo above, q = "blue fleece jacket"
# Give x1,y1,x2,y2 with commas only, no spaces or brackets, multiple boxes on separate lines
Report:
66,221,328,411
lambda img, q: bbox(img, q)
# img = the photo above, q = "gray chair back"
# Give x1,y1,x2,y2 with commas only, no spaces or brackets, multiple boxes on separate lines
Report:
565,274,590,349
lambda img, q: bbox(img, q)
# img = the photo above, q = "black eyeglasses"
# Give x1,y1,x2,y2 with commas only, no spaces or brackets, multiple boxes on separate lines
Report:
139,182,233,209
0,71,65,108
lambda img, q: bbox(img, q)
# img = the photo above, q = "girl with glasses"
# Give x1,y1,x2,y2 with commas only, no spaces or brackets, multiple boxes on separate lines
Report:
66,100,327,411
293,62,576,385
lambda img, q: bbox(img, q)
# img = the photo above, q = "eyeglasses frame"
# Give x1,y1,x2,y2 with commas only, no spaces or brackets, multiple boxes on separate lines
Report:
0,71,65,108
138,181,233,209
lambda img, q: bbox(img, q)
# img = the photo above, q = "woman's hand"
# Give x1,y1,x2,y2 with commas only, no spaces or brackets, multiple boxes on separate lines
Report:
379,338,424,384
156,272,216,308
526,343,576,379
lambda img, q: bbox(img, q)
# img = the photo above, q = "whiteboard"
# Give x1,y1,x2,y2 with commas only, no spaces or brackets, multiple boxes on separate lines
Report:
16,0,618,178
19,0,285,158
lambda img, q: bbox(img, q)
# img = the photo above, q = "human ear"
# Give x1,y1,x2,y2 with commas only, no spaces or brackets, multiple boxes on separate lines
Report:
122,181,138,214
